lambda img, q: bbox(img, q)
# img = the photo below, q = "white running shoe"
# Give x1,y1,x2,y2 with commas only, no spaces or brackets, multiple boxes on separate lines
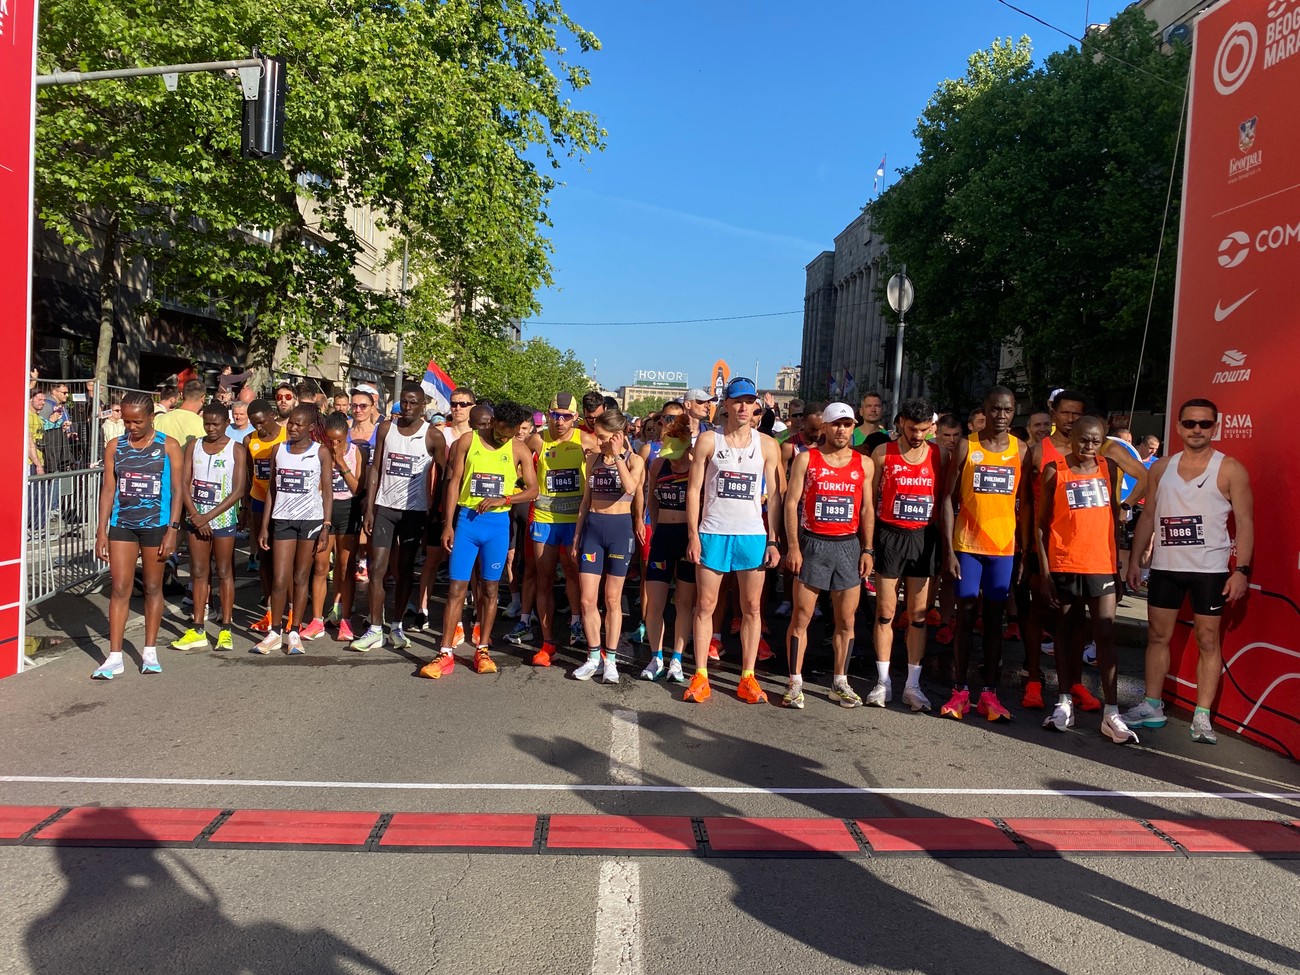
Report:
1041,639,1055,656
1043,702,1074,732
140,651,162,675
1082,642,1097,667
666,657,685,683
1190,710,1218,744
640,656,665,681
1101,712,1139,744
349,626,384,652
864,681,891,708
389,625,411,650
252,632,282,655
833,682,866,708
782,682,805,709
1121,699,1167,728
92,656,126,679
600,655,620,684
573,656,601,681
285,631,304,655
775,600,792,617
902,685,932,712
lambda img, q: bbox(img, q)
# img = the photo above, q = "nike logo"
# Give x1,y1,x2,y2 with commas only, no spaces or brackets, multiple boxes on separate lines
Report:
1196,477,1209,488
1214,290,1258,321
1209,604,1224,613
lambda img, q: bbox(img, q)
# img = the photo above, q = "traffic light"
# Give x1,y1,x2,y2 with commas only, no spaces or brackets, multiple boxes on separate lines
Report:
241,54,286,160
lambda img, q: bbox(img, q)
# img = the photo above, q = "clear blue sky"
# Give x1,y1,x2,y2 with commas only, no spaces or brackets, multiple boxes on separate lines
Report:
525,0,1131,391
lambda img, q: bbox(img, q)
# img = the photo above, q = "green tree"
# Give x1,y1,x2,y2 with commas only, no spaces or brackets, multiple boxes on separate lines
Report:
35,0,604,387
871,9,1188,411
624,396,678,417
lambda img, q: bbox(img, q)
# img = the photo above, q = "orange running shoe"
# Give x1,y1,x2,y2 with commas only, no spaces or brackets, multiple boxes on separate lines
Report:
418,652,455,679
737,675,768,704
976,689,1012,722
1022,679,1045,710
532,641,557,667
939,688,971,720
935,622,955,646
472,623,481,645
729,617,741,636
757,638,774,662
683,672,712,702
707,637,723,661
474,647,497,674
249,609,272,633
1070,683,1102,712
926,609,942,626
452,623,465,646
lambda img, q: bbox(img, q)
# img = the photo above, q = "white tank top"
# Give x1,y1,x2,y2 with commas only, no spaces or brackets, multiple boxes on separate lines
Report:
1150,450,1233,573
191,438,238,530
375,420,432,511
271,442,325,521
700,426,766,535
332,442,359,500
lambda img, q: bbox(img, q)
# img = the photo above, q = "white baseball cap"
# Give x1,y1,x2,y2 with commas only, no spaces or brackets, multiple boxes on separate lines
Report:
822,402,855,424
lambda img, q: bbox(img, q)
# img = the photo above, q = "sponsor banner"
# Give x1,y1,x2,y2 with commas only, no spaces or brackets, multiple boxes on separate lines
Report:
1168,0,1300,756
1,1,38,678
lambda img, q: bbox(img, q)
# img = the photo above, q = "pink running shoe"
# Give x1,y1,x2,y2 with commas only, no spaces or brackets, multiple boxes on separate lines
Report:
939,688,970,720
336,619,355,643
299,618,326,641
976,689,1012,722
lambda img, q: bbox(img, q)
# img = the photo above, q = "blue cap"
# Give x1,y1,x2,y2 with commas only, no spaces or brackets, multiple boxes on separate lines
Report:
724,377,758,399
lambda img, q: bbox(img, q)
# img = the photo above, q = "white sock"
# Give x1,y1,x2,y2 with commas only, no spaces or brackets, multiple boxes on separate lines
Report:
367,624,382,635
1103,704,1119,717
439,646,454,657
1058,694,1072,708
833,674,851,690
520,613,532,625
876,660,891,684
789,674,803,689
712,632,721,641
105,651,123,666
906,664,922,688
570,614,580,624
143,646,157,657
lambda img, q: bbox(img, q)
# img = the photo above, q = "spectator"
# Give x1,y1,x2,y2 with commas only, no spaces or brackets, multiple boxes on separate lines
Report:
40,383,78,473
237,385,257,405
102,399,125,442
155,379,206,446
332,392,350,415
273,381,297,421
156,384,179,414
27,390,46,475
227,401,253,443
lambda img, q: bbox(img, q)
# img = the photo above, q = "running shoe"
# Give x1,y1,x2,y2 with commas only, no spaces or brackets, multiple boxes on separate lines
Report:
902,685,932,712
1082,642,1097,667
1003,622,1022,641
600,654,620,684
775,600,792,617
683,672,712,702
736,674,767,704
573,655,601,681
666,657,686,683
1190,711,1218,744
935,623,955,646
633,622,647,645
782,682,805,709
1121,699,1167,728
1043,701,1074,732
472,623,481,646
285,631,304,655
1101,712,1139,745
299,618,327,641
939,688,971,720
418,652,455,679
285,609,295,632
569,619,586,647
863,681,890,708
92,657,125,680
505,619,535,646
171,628,209,651
756,637,774,662
215,629,234,652
250,609,272,633
863,580,876,596
1021,680,1045,710
729,617,741,636
252,632,281,655
707,637,723,661
390,625,411,650
140,650,162,675
1040,639,1055,656
834,683,867,708
411,612,428,632
247,556,259,572
337,619,355,643
891,613,907,631
1070,683,1102,712
812,604,823,618
925,609,942,626
976,689,1012,722
503,596,522,619
532,641,558,667
452,623,465,646
325,601,341,626
474,646,497,674
349,626,384,652
355,564,368,583
640,656,666,681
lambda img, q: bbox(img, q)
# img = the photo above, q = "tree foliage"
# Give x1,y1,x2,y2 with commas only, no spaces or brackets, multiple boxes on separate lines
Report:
870,9,1189,411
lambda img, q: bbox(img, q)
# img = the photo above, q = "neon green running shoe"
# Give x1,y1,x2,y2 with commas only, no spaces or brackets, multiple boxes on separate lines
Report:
215,629,234,652
171,628,209,651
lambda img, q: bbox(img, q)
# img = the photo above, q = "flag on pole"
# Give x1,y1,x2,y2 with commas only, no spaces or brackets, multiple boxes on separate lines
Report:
843,369,857,401
420,360,455,413
828,369,839,397
873,155,886,195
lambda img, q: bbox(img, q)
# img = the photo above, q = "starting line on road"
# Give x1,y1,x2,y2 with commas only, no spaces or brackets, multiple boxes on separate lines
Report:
3,805,1300,859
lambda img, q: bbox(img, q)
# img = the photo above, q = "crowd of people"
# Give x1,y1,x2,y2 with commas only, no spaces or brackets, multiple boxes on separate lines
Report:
78,369,1254,747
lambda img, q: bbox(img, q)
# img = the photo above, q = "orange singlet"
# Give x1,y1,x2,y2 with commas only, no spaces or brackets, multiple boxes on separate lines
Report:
1046,456,1116,574
954,433,1021,557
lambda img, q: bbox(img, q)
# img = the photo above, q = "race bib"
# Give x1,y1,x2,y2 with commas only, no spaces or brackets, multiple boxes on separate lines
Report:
470,472,505,498
253,457,272,481
119,471,161,499
657,483,686,510
1160,514,1205,546
546,468,580,495
277,469,309,494
386,452,415,478
1065,479,1110,509
814,494,854,524
892,494,933,522
972,465,1014,495
591,469,623,494
717,471,757,500
332,470,348,494
192,479,220,506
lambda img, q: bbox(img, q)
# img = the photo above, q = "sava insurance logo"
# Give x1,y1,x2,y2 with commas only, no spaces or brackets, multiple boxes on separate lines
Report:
1213,412,1253,441
1215,21,1258,94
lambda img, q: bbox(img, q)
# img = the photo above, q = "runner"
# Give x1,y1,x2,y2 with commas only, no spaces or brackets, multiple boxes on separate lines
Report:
172,403,247,653
316,412,366,642
783,402,874,708
346,383,382,589
254,406,333,655
244,400,286,622
776,402,823,617
684,377,784,704
415,386,476,630
579,390,606,433
683,388,716,444
1122,399,1254,745
521,392,596,664
868,397,942,711
92,392,184,679
423,401,538,678
938,386,1025,721
853,391,888,447
640,414,695,682
352,383,446,651
1035,415,1136,742
272,382,297,424
930,413,966,645
570,410,646,683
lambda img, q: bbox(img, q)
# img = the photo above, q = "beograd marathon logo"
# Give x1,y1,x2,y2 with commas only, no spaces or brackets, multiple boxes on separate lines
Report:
1215,22,1259,94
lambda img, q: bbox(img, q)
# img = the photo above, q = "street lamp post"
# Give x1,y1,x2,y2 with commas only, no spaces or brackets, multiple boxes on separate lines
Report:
886,265,915,420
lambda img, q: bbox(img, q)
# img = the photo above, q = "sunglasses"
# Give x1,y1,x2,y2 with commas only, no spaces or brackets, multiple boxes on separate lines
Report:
450,401,474,409
351,402,369,409
1180,419,1216,430
550,411,576,421
275,394,295,401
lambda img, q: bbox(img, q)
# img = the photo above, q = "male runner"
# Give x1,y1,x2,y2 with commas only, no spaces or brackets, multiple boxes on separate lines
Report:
423,401,538,677
853,391,887,447
684,377,783,704
1122,399,1254,744
351,383,446,651
938,386,1025,721
783,402,873,708
522,391,596,664
414,385,476,628
683,388,716,443
868,397,942,711
579,391,606,433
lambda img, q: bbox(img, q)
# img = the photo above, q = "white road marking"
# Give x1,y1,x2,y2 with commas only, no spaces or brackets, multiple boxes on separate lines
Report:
609,709,642,786
2,775,1298,800
592,861,643,975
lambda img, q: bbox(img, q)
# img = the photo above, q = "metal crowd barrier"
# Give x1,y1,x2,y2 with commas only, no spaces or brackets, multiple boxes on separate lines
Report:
25,467,108,606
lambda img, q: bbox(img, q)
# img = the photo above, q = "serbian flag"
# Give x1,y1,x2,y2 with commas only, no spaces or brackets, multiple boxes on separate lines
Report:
873,155,886,194
421,360,455,412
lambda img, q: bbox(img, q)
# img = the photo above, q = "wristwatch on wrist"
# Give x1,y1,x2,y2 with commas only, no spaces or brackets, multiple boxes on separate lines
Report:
1235,564,1252,578
861,547,875,556
169,521,181,530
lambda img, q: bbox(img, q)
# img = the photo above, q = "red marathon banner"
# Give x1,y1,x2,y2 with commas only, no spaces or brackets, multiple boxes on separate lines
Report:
0,0,39,677
1168,0,1300,757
